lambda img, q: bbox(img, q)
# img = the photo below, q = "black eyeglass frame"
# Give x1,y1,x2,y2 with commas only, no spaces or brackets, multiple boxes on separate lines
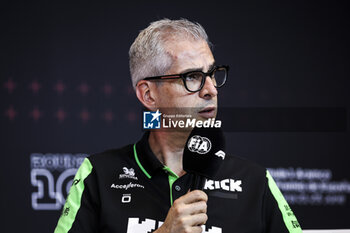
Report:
142,65,229,93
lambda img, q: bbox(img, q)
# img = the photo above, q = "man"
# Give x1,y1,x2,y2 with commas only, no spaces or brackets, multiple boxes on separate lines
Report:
54,19,302,233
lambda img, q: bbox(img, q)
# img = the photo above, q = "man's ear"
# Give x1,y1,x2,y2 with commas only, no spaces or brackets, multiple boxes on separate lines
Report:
135,80,157,111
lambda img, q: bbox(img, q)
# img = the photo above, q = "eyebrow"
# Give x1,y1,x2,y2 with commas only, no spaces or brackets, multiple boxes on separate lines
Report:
179,62,215,74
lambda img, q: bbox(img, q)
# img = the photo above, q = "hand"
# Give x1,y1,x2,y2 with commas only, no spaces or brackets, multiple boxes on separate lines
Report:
155,190,208,233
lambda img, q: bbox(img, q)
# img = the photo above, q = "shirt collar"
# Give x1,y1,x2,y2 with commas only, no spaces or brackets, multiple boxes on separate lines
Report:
134,131,164,178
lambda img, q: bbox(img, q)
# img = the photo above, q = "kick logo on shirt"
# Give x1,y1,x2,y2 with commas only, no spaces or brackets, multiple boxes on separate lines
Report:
204,179,242,192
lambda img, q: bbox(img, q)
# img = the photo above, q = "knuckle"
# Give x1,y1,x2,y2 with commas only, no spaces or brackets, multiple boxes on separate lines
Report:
202,192,208,201
193,226,202,233
197,201,207,211
184,226,192,233
193,190,202,199
173,199,180,206
195,190,203,196
174,205,182,215
203,213,208,222
202,201,207,211
179,217,186,225
193,190,207,201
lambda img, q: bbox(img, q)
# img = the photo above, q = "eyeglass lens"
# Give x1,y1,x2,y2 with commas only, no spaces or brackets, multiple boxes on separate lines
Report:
184,67,227,92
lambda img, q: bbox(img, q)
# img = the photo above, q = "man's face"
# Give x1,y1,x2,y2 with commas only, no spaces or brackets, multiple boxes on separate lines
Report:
153,39,217,121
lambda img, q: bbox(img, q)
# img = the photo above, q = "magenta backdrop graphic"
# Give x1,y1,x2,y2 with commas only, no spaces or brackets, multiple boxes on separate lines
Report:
1,1,349,232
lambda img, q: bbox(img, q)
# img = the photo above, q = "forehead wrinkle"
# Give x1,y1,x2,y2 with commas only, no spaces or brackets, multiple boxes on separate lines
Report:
175,49,214,69
165,39,214,74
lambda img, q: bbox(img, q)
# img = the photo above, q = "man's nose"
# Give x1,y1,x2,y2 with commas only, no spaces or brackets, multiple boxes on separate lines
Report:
199,76,218,99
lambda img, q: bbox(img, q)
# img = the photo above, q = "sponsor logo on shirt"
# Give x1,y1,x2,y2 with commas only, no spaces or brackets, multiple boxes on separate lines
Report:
126,217,222,233
62,206,70,216
121,194,132,203
119,167,138,180
111,182,144,190
204,179,242,192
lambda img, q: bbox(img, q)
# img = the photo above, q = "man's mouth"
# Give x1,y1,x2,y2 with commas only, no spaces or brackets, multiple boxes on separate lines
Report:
198,106,216,119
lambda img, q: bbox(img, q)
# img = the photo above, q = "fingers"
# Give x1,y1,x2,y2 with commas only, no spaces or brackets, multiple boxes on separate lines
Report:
172,213,208,232
183,200,207,215
173,191,207,216
185,213,208,227
157,190,209,233
191,226,204,233
177,190,208,205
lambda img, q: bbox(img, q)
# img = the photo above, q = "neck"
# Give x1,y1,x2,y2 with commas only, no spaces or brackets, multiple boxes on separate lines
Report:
148,130,191,177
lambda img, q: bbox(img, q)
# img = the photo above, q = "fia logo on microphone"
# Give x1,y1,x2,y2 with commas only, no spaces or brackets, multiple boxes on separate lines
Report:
143,110,162,129
187,135,212,154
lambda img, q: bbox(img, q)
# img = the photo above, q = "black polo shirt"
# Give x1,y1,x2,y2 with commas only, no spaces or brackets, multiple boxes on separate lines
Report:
54,132,302,233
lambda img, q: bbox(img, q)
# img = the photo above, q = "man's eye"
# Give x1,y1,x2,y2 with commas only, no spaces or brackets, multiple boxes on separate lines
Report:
185,73,202,81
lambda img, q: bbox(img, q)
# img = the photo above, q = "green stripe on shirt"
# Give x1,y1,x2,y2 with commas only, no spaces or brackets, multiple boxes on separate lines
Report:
266,170,302,233
163,166,179,206
54,158,93,233
133,143,152,179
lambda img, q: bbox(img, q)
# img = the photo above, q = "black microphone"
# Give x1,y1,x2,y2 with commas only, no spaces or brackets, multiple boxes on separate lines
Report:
183,127,226,190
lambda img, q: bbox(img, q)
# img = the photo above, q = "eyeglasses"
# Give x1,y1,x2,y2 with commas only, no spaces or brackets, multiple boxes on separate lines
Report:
142,65,229,92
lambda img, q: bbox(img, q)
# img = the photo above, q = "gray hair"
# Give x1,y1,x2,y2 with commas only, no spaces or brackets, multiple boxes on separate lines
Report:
129,18,211,89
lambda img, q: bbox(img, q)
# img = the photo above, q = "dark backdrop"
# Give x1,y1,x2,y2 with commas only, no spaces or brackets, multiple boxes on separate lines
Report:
1,1,349,232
